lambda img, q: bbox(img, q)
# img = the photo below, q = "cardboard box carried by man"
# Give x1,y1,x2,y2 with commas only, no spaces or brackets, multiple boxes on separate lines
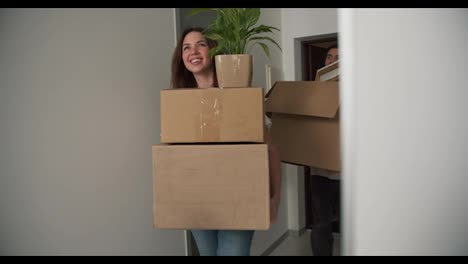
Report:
265,63,340,172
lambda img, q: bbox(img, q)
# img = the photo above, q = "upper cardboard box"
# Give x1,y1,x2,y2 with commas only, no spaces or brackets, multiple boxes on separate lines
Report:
265,81,339,118
161,87,265,143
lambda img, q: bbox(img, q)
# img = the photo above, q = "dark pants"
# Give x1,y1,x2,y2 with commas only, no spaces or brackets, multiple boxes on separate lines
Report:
310,175,340,256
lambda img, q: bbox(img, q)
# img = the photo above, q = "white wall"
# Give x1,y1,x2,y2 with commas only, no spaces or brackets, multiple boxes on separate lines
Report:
280,8,338,231
250,9,284,91
0,8,186,255
178,8,216,38
339,8,468,255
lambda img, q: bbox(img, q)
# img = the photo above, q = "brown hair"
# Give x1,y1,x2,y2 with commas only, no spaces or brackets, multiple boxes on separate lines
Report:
170,27,218,88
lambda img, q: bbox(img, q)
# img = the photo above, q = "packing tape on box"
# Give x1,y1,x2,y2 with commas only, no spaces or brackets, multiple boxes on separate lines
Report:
198,91,222,141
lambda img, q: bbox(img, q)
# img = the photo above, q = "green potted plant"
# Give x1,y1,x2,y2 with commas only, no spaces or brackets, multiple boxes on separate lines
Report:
189,8,281,88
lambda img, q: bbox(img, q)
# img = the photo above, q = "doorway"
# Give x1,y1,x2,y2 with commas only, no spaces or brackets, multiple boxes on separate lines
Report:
300,34,339,233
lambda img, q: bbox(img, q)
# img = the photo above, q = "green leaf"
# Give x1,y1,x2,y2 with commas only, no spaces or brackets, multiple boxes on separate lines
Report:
188,8,214,17
244,8,260,30
249,36,282,52
204,33,223,41
256,42,270,59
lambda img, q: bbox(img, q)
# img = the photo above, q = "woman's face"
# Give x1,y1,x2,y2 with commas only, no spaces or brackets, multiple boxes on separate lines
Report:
182,31,212,75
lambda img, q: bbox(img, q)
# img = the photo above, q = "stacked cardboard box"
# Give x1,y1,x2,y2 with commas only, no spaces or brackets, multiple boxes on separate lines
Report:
152,87,270,230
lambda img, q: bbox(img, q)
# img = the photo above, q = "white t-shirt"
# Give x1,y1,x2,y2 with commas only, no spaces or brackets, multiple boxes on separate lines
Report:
265,115,272,129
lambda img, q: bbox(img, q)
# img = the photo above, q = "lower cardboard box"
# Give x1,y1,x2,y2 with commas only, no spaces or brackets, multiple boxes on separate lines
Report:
152,144,270,230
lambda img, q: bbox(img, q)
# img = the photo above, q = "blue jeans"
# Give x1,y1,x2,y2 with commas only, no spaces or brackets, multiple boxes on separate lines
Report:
191,230,255,256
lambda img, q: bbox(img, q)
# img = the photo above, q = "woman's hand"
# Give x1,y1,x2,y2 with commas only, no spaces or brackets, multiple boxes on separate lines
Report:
270,195,280,224
265,129,281,226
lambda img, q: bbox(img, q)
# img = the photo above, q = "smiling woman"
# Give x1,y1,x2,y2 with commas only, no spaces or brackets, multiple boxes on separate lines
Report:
171,27,218,89
165,25,282,256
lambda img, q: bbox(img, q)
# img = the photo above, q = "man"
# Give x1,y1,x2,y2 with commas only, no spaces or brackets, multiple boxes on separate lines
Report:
310,44,340,256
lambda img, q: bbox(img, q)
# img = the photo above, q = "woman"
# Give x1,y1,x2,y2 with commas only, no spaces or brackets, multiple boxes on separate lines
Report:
170,27,281,256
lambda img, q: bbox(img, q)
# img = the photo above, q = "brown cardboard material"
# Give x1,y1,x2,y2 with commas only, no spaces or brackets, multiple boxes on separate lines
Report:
265,81,341,171
160,88,265,144
152,144,270,230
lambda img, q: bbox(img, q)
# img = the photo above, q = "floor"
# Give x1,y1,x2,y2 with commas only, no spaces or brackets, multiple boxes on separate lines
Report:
268,230,341,256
